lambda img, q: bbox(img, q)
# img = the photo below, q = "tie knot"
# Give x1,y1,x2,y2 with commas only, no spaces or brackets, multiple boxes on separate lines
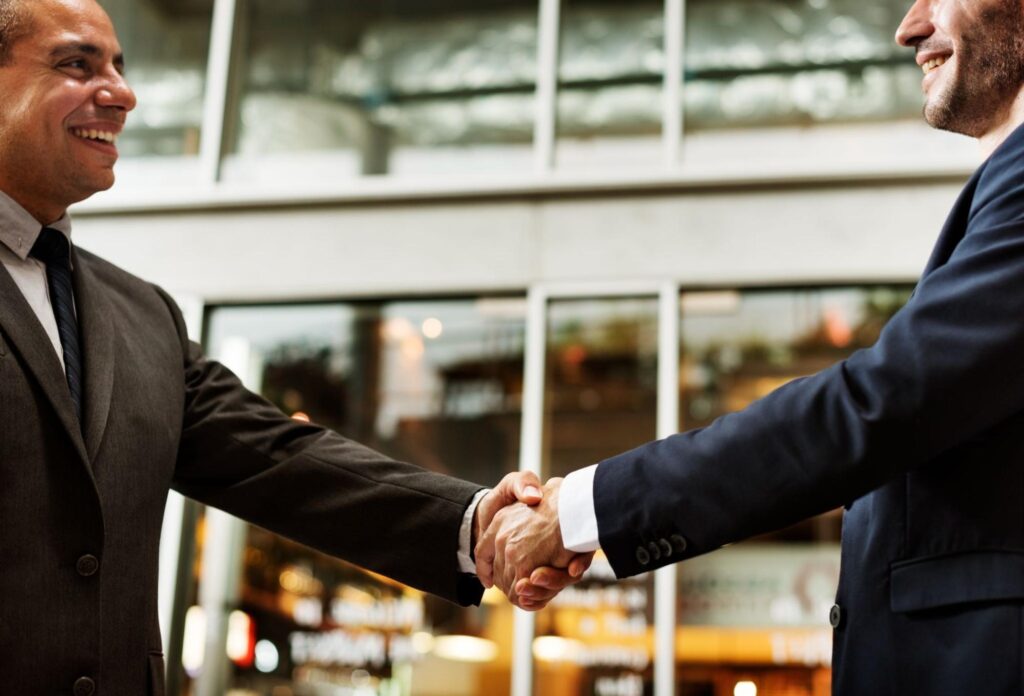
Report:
29,227,71,265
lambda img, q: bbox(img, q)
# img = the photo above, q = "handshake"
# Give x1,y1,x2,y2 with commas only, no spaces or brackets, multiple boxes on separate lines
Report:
472,472,595,611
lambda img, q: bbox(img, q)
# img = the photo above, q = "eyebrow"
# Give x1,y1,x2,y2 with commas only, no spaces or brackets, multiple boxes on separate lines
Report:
48,43,126,72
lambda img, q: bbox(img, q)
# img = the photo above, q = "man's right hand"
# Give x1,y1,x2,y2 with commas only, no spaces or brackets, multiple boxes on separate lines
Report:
475,477,594,610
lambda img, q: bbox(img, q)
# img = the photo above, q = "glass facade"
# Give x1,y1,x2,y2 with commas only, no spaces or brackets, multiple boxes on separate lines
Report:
536,298,659,696
223,0,539,181
104,0,212,157
555,0,665,169
106,0,928,185
173,285,912,695
192,299,528,695
675,286,910,696
682,0,920,131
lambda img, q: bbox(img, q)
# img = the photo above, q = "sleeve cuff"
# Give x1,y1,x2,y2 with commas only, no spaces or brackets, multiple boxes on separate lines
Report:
458,488,489,574
559,465,601,553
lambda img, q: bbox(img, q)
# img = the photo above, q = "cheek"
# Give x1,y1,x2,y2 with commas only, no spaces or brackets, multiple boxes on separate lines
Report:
935,0,978,39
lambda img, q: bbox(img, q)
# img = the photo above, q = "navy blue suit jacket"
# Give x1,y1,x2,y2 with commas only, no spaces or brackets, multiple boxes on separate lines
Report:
593,123,1024,694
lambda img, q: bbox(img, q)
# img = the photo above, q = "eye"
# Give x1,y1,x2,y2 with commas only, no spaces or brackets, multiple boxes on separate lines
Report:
59,58,90,74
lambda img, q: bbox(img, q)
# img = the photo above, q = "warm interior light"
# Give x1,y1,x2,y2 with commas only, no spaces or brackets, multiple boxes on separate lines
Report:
734,681,758,696
291,411,310,422
532,635,585,663
432,635,498,663
181,606,206,676
422,317,443,339
411,631,435,654
226,610,255,668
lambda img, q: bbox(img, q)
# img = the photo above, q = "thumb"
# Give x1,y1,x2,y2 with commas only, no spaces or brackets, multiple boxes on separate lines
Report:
568,552,595,578
510,471,543,506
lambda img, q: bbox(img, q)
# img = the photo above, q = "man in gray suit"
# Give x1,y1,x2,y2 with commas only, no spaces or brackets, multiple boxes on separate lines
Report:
0,0,582,692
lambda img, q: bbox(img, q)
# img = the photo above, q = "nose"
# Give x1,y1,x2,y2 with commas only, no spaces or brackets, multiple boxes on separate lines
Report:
895,0,934,47
95,70,137,113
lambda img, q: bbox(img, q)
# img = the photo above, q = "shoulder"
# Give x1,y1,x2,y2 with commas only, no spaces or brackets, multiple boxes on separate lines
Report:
969,124,1024,226
74,246,186,338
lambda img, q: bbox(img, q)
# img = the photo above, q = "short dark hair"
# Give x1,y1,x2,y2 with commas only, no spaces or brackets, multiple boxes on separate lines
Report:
0,0,29,66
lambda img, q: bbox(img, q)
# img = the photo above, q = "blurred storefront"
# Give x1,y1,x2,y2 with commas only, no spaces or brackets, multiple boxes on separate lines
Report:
72,0,972,695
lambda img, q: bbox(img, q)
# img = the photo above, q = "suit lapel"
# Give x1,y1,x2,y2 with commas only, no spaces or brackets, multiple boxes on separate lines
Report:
71,249,115,464
921,165,985,277
0,260,89,465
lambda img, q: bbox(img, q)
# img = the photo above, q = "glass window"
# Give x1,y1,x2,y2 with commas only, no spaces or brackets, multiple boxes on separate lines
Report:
535,297,659,696
682,0,920,132
222,0,539,183
555,0,665,170
104,0,213,159
675,286,911,696
194,297,527,695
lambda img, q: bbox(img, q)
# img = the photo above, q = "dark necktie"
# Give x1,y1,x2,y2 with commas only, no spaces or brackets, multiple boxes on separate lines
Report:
30,227,83,424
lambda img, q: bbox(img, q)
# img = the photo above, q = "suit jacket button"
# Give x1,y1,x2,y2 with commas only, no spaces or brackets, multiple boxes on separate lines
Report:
670,534,688,553
76,554,100,577
658,538,673,557
74,676,96,696
829,604,843,629
647,542,662,561
636,546,651,566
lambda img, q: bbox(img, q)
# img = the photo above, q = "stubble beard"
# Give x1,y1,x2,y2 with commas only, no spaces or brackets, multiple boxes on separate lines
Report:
924,5,1024,139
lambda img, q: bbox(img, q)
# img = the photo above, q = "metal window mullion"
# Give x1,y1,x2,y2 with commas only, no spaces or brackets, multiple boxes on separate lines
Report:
654,282,681,696
511,286,550,696
199,0,240,184
663,0,685,167
534,0,562,173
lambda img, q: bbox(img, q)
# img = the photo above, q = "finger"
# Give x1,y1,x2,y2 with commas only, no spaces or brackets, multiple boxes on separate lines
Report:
528,566,577,591
568,552,595,578
474,516,501,588
517,596,550,612
511,471,543,505
493,533,512,597
515,578,559,604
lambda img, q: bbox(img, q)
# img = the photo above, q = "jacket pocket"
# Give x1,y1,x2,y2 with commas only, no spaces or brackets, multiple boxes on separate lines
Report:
890,550,1024,613
148,651,166,696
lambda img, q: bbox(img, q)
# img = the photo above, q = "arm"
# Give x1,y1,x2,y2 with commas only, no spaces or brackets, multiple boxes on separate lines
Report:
487,143,1024,588
156,288,533,605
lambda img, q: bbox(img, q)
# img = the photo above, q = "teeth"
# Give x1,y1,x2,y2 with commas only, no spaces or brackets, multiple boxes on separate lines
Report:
71,127,117,143
922,56,947,74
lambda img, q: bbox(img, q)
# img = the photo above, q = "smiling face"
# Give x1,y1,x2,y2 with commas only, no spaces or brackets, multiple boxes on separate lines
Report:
0,0,136,223
896,0,1024,140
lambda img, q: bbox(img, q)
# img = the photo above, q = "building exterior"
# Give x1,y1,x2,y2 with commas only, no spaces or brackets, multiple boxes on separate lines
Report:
71,1,979,694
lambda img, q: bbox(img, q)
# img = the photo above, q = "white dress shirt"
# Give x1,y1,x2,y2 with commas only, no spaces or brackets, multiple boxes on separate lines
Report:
559,464,602,552
0,191,73,371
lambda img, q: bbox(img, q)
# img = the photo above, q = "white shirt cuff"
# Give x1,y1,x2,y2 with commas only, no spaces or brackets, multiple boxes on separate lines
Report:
559,465,601,553
458,488,489,573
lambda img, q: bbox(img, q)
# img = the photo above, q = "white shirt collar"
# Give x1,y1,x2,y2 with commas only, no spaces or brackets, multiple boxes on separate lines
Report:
0,190,72,261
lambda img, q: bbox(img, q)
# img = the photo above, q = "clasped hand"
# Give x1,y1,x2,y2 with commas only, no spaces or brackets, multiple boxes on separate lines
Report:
474,473,594,610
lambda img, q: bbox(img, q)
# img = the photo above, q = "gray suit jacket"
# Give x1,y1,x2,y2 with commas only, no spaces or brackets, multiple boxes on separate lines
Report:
0,247,485,694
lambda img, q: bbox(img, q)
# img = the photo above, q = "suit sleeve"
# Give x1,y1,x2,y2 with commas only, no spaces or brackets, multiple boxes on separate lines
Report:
154,289,486,606
594,157,1024,579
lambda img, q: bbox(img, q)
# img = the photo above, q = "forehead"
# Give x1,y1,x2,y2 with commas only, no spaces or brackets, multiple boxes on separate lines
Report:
17,0,122,57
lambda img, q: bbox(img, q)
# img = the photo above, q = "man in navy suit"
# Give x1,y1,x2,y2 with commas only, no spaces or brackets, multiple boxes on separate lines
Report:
478,0,1024,692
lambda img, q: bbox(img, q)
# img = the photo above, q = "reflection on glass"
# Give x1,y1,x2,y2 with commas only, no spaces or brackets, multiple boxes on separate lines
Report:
224,0,538,182
103,0,212,157
675,286,910,696
203,298,527,695
555,1,665,169
537,298,658,696
683,0,920,130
